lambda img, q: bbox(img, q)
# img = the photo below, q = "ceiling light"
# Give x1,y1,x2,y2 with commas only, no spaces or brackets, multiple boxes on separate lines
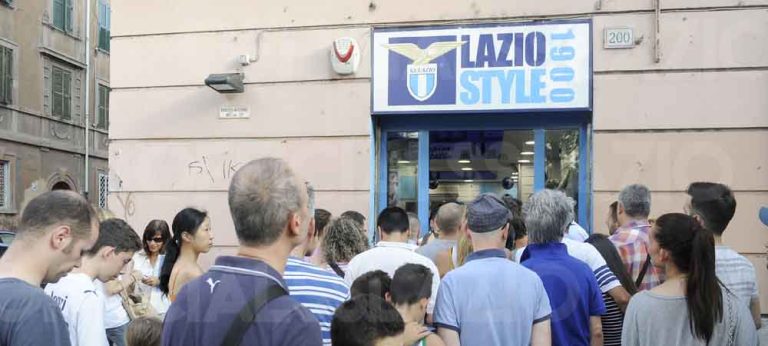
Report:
204,73,245,93
458,160,471,164
518,160,531,163
464,180,474,183
511,172,519,176
521,151,534,156
525,141,535,145
397,160,411,164
461,167,473,171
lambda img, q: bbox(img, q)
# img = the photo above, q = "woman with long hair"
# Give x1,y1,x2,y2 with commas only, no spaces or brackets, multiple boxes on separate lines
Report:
159,208,213,302
132,219,172,315
622,213,757,345
320,217,369,278
586,233,637,346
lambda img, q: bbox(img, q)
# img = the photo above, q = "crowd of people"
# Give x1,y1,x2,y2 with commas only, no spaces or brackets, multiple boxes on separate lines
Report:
0,157,764,346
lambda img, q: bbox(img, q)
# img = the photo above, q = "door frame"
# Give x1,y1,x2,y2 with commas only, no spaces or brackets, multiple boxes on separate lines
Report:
372,112,592,242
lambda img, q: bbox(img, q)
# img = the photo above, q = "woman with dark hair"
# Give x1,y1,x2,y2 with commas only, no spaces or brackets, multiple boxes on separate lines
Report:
586,233,637,346
132,219,172,315
159,208,213,302
622,213,757,345
606,201,620,235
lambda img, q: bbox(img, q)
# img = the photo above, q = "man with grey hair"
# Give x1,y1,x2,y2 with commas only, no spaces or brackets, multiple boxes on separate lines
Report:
609,183,663,291
520,189,605,346
284,183,350,346
162,158,322,346
416,202,464,263
434,194,552,346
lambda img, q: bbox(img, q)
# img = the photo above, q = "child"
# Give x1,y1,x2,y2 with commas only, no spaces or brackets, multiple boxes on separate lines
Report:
45,218,142,346
391,264,445,346
331,294,405,346
126,316,163,346
350,270,391,300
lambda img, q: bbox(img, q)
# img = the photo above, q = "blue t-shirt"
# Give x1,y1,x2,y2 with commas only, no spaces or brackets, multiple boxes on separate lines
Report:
0,278,71,346
434,248,551,346
162,256,322,346
285,257,350,346
522,242,606,346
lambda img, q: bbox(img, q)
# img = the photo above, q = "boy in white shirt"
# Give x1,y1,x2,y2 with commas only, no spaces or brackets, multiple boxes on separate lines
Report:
45,218,142,346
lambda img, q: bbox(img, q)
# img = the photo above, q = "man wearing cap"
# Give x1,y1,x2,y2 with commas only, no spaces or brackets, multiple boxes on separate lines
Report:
433,193,552,346
520,189,605,346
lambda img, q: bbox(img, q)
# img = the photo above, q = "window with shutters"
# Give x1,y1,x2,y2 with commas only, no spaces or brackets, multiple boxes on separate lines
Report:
52,0,73,33
51,65,72,120
96,84,109,129
0,161,9,210
0,46,11,105
97,173,108,209
98,0,110,52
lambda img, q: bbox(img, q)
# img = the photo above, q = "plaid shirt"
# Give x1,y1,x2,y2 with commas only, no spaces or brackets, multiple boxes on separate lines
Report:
609,220,664,291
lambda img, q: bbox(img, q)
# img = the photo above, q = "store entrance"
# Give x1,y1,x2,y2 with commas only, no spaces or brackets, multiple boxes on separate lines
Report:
377,114,590,240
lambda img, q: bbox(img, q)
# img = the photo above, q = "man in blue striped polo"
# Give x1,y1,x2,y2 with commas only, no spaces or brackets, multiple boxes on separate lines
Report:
285,185,350,346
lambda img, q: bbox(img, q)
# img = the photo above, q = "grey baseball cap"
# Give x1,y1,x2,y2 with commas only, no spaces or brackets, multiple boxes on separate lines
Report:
467,193,511,233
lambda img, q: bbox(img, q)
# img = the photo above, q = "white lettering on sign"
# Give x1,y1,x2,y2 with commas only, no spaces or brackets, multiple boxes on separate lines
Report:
603,27,634,49
219,106,250,119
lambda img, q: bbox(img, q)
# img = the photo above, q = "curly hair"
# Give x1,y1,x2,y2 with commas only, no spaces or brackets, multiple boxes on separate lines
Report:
323,217,369,264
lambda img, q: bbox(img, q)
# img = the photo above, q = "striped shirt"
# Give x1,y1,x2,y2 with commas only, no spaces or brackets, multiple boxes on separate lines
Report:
715,246,759,308
600,292,624,346
285,257,350,346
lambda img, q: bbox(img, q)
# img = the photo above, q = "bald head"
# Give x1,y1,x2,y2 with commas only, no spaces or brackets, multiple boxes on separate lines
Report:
228,158,307,246
18,190,96,240
435,202,465,236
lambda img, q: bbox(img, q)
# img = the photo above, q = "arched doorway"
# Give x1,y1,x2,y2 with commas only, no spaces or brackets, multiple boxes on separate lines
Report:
51,181,72,191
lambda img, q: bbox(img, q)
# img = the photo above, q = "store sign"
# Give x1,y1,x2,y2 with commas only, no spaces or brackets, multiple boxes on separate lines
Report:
372,20,592,113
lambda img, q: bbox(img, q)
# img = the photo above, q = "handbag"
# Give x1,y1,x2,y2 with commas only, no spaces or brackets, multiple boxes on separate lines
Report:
120,274,157,321
120,282,158,320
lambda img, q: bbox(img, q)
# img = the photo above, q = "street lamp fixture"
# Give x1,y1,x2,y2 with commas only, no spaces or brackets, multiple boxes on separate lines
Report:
204,73,244,93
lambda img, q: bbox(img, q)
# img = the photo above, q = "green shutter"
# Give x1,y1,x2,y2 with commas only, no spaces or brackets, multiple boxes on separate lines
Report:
62,70,71,120
65,0,73,33
98,86,106,128
52,67,62,117
105,86,109,128
0,47,9,104
53,0,65,30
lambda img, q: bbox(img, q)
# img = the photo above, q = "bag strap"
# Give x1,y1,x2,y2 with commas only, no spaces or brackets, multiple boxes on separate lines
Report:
635,255,651,289
220,281,287,346
328,261,345,278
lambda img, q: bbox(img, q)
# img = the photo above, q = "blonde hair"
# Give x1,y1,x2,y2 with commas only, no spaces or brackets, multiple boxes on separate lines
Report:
456,232,474,267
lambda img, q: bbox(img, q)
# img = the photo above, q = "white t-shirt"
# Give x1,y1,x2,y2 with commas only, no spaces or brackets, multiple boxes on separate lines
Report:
44,273,109,346
516,238,622,293
344,241,441,314
93,279,129,329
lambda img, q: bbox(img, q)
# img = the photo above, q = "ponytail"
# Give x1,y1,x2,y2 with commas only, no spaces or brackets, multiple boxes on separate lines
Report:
655,213,722,343
159,231,181,295
685,220,722,343
158,207,209,296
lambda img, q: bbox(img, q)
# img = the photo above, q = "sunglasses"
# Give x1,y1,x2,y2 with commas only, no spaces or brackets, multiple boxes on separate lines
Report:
148,237,165,243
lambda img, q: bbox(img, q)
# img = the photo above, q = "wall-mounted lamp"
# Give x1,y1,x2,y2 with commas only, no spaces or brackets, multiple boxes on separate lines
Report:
205,73,244,93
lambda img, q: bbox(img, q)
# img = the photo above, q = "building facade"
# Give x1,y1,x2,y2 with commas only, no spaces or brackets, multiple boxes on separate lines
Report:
0,0,110,221
110,1,767,309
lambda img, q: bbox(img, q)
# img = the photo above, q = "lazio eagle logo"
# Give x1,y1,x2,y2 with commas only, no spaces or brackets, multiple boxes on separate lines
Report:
384,41,465,102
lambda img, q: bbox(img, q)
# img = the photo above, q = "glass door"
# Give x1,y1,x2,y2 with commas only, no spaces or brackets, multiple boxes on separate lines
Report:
377,113,591,239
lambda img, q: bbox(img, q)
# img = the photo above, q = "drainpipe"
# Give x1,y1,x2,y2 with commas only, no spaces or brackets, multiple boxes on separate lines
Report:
83,0,91,200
